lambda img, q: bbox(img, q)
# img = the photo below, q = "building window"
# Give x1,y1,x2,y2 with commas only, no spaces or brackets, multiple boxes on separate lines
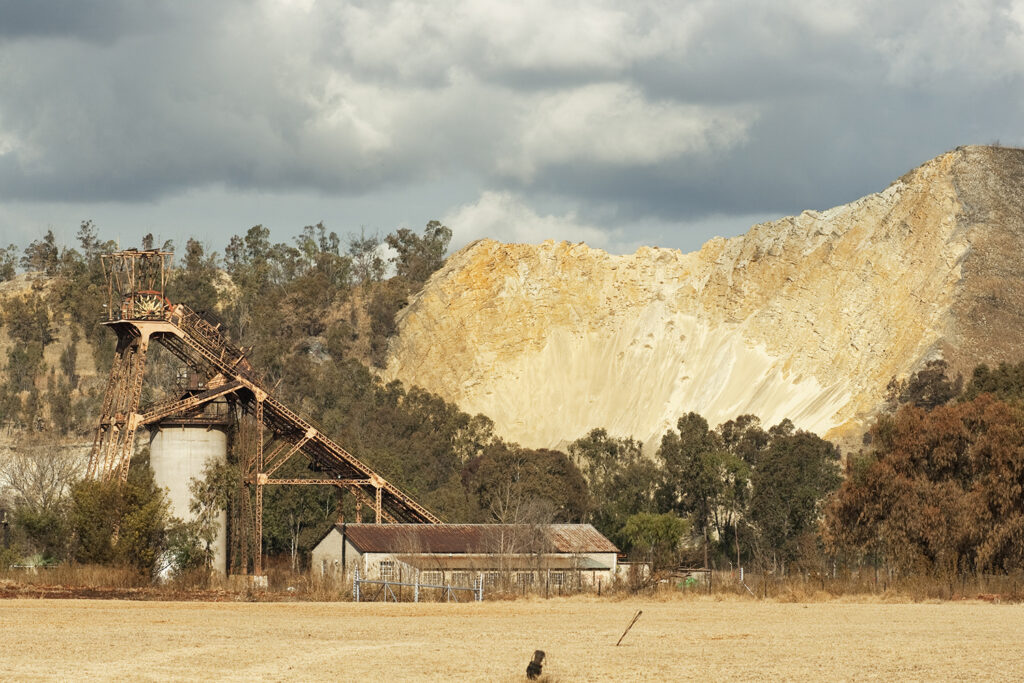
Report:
550,571,565,587
517,572,534,587
484,572,500,587
421,571,442,586
379,560,396,581
452,571,471,586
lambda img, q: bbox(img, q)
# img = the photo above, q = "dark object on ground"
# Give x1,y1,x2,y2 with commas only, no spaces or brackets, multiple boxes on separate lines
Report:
526,650,545,679
616,609,643,646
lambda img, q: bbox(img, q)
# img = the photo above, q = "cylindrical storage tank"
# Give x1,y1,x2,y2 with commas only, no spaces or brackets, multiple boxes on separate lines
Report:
150,422,229,574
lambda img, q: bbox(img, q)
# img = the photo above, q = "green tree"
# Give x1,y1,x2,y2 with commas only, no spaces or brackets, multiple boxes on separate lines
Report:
620,512,689,571
385,220,452,284
463,443,588,523
886,359,962,411
168,238,221,314
59,333,79,387
0,244,17,281
748,422,840,569
46,376,75,434
173,460,239,573
6,344,45,393
2,292,54,347
286,224,352,337
365,279,409,366
961,361,1024,403
348,229,385,284
294,223,349,289
657,413,726,565
568,428,660,548
69,455,171,575
75,220,102,261
20,230,59,274
0,384,20,425
46,221,116,375
717,414,770,467
11,507,69,563
1,446,81,562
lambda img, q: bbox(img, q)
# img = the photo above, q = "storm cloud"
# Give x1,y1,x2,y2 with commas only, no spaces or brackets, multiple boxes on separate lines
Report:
0,0,1021,253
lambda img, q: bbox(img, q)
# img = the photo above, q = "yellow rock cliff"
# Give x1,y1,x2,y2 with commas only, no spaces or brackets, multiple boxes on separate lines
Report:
384,146,1024,450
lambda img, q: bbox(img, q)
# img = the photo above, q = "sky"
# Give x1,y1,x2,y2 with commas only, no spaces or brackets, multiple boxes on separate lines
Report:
0,0,1022,257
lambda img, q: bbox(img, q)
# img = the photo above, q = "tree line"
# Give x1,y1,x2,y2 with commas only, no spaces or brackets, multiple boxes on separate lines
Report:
824,359,1024,580
0,221,845,579
5,224,1024,588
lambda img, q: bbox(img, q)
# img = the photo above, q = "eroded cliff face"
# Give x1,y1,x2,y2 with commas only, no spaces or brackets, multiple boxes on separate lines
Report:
384,146,1024,450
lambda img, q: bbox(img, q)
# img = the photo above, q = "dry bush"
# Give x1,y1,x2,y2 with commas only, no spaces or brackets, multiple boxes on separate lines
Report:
4,558,1022,604
715,569,1024,603
0,564,148,589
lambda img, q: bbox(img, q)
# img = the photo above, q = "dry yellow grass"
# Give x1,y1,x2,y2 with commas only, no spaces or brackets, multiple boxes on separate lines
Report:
1,595,1023,680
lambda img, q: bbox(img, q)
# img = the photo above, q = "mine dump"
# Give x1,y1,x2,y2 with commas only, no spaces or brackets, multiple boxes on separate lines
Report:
3,2,1024,677
2,147,1024,681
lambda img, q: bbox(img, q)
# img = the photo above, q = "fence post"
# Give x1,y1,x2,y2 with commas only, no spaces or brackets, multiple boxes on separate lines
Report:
353,568,360,602
414,571,420,603
477,573,483,602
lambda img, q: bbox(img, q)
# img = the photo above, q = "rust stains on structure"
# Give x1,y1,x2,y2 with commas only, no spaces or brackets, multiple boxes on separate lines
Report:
313,523,621,588
87,249,440,577
341,523,618,554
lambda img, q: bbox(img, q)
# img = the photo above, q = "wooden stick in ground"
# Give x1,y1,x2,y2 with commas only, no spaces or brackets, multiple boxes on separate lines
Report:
616,610,643,646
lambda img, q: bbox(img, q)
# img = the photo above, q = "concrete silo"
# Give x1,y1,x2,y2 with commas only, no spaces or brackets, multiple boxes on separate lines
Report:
149,397,231,574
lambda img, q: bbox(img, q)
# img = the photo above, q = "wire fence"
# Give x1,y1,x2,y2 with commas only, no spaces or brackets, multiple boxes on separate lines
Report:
352,569,483,602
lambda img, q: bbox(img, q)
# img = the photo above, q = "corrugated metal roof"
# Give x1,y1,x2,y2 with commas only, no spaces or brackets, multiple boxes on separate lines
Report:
393,554,612,571
339,524,618,554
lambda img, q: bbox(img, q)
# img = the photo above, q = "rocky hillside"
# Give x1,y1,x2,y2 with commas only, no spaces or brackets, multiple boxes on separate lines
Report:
383,146,1024,450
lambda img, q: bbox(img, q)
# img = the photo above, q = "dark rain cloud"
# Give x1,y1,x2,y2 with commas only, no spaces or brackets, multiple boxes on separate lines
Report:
0,0,184,43
0,0,1021,250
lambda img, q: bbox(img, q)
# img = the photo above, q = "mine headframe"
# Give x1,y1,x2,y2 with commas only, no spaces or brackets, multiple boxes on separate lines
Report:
87,249,439,574
101,248,174,322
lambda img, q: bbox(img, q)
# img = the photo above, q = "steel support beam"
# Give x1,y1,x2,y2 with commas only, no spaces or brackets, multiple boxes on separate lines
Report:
254,398,264,576
90,263,440,576
136,379,243,426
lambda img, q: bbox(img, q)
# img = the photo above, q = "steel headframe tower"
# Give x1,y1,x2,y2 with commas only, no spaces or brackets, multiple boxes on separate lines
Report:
87,249,439,575
88,249,174,483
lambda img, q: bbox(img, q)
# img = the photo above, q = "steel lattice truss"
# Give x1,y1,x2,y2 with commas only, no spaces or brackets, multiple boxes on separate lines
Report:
87,250,439,574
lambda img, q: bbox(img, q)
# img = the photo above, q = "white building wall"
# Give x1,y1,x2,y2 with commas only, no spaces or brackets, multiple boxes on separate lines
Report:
310,530,366,578
311,528,344,576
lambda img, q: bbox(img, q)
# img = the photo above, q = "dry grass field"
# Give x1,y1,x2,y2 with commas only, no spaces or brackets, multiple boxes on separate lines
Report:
1,595,1023,680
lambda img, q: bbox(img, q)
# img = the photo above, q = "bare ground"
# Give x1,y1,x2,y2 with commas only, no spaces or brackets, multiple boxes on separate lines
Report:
1,596,1022,681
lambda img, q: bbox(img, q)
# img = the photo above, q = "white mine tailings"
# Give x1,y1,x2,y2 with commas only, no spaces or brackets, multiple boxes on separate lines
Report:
384,146,1024,449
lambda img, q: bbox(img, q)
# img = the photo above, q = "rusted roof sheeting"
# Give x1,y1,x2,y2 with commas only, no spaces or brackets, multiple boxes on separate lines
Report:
394,554,611,571
341,524,618,554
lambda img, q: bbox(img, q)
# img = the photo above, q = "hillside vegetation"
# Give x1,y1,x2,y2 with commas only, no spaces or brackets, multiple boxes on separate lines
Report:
3,220,1024,591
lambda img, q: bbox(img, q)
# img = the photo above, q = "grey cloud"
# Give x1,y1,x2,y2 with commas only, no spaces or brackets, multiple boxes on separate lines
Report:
516,81,1021,226
0,0,186,43
0,0,1021,249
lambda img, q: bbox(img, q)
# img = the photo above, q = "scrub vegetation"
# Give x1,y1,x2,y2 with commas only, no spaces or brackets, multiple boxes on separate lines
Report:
2,225,1024,598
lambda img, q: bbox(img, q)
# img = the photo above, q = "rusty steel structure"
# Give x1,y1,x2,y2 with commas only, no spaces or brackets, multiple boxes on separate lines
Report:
87,249,439,574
